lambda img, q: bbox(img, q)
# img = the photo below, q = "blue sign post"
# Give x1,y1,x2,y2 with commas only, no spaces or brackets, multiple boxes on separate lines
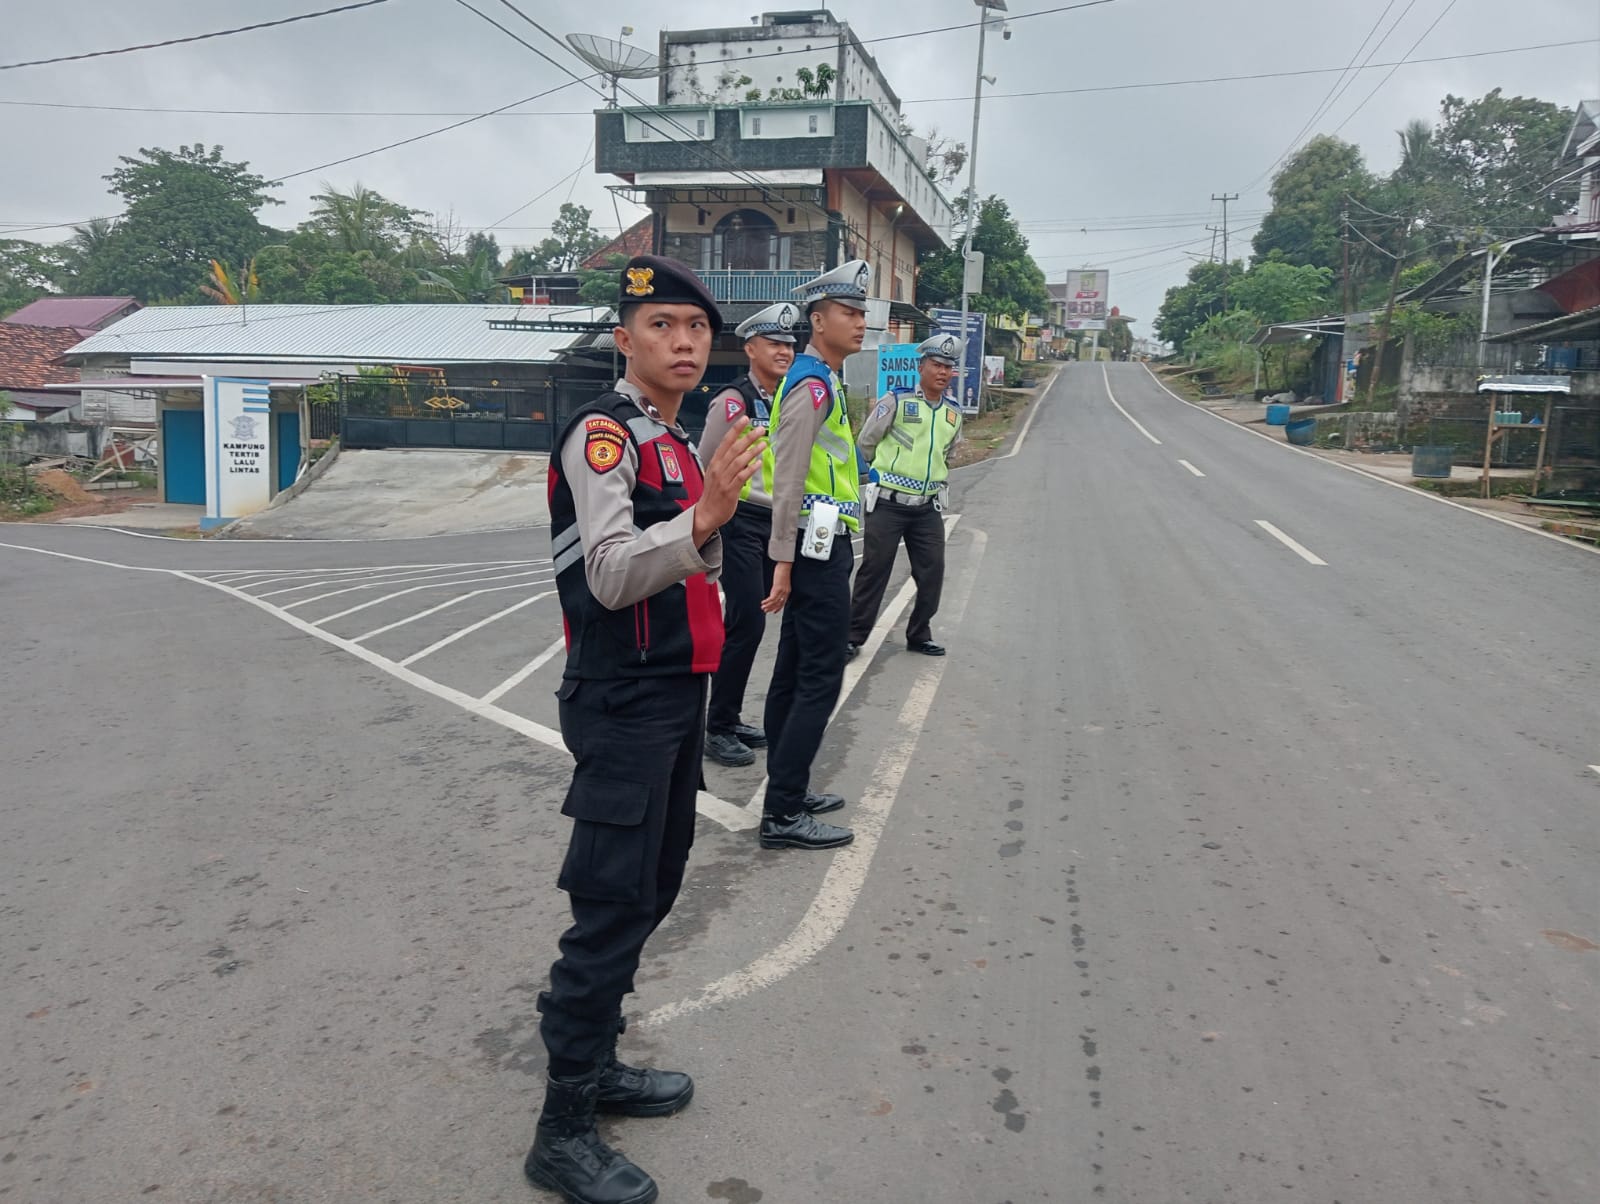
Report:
875,343,922,398
929,308,987,414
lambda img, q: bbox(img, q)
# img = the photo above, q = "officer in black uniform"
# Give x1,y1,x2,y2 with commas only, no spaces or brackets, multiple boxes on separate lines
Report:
699,301,798,767
527,256,764,1204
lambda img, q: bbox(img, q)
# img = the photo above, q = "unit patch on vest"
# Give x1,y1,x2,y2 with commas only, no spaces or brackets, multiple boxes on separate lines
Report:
583,416,628,474
903,400,921,421
945,407,959,427
807,380,830,410
657,443,685,484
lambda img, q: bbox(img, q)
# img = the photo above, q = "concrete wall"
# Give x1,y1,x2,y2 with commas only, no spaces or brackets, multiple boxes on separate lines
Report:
4,423,107,459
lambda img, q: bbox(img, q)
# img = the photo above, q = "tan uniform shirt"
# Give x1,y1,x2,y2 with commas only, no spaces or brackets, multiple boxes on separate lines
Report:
766,366,839,562
698,377,774,509
558,378,722,611
856,386,965,470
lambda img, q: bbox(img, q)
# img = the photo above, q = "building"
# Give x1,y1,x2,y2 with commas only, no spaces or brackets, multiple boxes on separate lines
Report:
0,323,85,421
60,304,618,505
3,295,141,337
595,9,955,394
1553,99,1599,231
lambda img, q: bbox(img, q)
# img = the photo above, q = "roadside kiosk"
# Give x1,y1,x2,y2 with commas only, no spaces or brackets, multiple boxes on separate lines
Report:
1476,374,1569,499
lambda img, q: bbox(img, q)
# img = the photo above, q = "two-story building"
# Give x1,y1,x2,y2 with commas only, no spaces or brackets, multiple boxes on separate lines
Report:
594,9,956,400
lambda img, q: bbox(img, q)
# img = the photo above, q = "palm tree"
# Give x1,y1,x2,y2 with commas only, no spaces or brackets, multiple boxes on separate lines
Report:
416,248,505,303
308,183,414,257
200,258,259,305
1395,120,1434,183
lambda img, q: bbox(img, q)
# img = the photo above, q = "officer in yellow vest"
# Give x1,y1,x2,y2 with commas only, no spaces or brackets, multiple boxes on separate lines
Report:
847,332,965,659
755,260,871,851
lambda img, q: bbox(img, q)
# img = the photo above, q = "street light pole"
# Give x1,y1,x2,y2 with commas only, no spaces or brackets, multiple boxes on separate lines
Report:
959,0,1005,412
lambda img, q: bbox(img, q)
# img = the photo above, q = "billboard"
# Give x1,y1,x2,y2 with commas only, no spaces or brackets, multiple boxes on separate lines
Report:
928,308,987,414
1062,270,1110,331
876,343,923,398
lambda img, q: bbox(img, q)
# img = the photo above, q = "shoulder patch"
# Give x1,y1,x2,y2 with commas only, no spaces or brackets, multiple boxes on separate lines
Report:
873,400,892,419
807,380,830,410
584,423,627,474
726,397,743,421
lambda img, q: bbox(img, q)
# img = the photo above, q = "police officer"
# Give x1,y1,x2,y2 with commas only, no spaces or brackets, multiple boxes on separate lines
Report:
757,260,874,851
530,255,764,1204
698,301,798,768
847,333,965,659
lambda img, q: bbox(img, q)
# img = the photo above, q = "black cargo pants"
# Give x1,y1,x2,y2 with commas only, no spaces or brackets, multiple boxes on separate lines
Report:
538,673,706,1071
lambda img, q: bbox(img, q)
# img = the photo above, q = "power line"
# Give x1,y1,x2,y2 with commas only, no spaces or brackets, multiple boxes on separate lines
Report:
1332,0,1461,136
1245,0,1405,192
0,0,391,72
2,38,1588,119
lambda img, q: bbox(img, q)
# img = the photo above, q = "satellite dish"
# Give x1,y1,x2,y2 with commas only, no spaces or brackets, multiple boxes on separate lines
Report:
566,32,662,108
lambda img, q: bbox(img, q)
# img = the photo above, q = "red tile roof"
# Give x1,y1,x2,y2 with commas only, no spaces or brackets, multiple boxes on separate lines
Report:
581,218,654,270
0,323,84,391
3,295,140,331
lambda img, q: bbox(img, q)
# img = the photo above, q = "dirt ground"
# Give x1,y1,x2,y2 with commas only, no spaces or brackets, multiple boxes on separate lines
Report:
0,485,160,524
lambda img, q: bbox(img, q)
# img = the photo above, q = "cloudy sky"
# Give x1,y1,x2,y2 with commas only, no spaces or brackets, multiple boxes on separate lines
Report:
3,0,1597,329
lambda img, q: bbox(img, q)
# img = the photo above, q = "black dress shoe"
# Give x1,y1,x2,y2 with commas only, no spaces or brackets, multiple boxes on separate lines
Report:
704,731,755,767
907,640,946,656
731,722,767,749
804,791,846,814
759,812,854,849
526,1071,659,1204
845,642,860,660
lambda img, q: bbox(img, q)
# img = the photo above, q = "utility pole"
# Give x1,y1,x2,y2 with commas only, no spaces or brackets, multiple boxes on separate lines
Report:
959,0,1007,413
1206,225,1221,262
1365,212,1411,409
1212,192,1238,310
1340,199,1352,317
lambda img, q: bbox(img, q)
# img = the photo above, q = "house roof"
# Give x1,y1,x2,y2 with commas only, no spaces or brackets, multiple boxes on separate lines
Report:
581,218,654,270
63,304,616,366
3,295,140,331
1483,304,1600,344
1558,99,1600,162
0,323,85,392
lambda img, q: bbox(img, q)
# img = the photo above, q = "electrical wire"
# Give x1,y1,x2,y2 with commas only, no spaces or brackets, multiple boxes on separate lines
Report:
0,0,391,72
1331,0,1461,136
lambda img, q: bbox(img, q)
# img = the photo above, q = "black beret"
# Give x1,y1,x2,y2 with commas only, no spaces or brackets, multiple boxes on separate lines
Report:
617,255,724,335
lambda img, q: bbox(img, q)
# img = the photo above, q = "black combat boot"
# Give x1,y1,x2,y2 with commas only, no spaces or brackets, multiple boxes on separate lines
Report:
597,1018,694,1118
524,1070,658,1204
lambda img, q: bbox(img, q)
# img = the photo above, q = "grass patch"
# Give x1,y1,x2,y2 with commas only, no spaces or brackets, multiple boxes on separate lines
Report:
1410,476,1535,499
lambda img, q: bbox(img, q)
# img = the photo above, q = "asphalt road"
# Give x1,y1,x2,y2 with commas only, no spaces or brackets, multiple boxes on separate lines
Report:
2,362,1595,1203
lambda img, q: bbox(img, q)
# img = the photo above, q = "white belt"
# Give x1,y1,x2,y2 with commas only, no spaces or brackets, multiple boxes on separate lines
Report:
882,489,934,506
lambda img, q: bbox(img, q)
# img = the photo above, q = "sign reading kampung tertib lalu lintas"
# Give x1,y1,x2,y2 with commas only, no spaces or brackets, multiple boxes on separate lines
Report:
203,376,273,527
1063,270,1110,331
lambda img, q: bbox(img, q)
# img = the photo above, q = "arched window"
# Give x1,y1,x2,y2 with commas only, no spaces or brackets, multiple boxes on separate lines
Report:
713,209,788,270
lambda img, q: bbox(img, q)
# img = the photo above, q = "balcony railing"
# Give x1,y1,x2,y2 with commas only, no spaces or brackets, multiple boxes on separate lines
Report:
698,269,810,303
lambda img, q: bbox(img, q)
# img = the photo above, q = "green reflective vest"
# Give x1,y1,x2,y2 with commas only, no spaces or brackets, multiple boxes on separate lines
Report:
871,390,962,496
765,354,861,531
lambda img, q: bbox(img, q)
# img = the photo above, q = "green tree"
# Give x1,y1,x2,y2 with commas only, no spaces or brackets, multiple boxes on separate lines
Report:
0,239,67,316
1427,90,1574,234
1230,260,1333,324
79,144,279,301
305,182,421,258
916,195,1048,322
1252,135,1374,274
418,247,505,302
1154,260,1236,349
506,204,607,275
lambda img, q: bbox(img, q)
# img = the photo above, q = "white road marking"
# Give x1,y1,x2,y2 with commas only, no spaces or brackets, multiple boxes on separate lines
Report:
647,524,988,1027
264,561,541,600
998,369,1057,460
311,568,552,625
289,566,550,613
2,519,545,543
1139,363,1600,559
1256,519,1328,565
346,577,554,640
398,591,555,666
743,513,963,812
480,636,567,705
1102,364,1163,445
1590,765,1600,778
0,539,753,831
1179,459,1206,477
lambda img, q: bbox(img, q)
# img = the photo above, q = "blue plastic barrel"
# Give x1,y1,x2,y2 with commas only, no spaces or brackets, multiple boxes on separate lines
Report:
1285,417,1317,446
1265,403,1291,425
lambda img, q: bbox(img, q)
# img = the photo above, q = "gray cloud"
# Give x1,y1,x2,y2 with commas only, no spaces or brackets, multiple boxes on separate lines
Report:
3,0,1595,327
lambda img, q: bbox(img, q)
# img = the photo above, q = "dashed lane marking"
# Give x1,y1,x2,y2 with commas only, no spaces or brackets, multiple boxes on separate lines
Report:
1256,519,1328,566
1102,363,1163,445
1179,459,1206,477
1138,363,1600,558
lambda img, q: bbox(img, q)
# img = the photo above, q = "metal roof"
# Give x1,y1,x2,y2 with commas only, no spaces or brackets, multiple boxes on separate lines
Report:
63,304,616,365
3,295,140,330
1483,304,1600,344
